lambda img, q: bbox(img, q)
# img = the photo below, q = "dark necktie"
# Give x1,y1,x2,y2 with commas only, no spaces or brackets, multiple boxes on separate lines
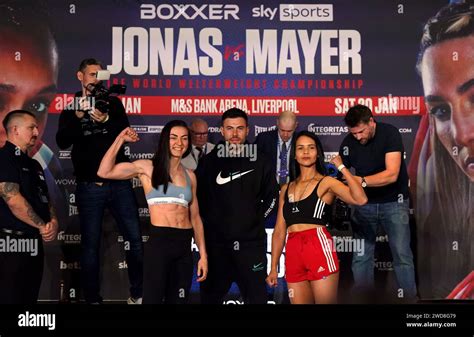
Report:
279,141,288,185
196,146,203,161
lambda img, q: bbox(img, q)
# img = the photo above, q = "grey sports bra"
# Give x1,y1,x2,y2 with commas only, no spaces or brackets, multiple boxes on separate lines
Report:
146,169,192,208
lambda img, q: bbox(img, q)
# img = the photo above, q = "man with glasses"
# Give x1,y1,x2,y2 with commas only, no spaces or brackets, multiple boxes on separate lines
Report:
182,118,215,170
255,111,298,187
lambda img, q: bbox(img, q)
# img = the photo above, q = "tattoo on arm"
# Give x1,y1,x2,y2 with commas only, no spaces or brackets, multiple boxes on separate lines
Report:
25,198,45,227
0,182,20,203
49,203,57,220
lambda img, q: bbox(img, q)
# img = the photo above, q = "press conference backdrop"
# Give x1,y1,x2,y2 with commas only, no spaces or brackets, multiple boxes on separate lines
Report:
11,0,464,302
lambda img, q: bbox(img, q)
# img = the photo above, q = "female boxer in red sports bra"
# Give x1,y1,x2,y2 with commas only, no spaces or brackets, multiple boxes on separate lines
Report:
266,131,367,304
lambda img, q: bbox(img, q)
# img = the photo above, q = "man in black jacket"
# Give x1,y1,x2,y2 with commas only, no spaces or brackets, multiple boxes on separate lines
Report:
196,108,278,304
0,110,58,303
56,58,143,304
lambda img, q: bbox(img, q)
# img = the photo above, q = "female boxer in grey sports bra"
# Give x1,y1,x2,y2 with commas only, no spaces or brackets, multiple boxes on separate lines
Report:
98,120,207,304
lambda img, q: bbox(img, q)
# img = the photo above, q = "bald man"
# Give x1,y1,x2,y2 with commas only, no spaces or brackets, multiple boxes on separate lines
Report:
255,111,298,186
181,118,215,170
0,110,58,303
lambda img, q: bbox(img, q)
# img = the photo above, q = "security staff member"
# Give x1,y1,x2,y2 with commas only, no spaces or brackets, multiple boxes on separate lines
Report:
0,110,58,304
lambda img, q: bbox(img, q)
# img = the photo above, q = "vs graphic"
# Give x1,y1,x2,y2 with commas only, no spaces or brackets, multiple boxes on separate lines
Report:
224,44,245,61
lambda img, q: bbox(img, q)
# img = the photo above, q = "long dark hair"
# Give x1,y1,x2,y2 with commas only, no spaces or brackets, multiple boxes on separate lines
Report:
290,131,327,180
151,120,191,193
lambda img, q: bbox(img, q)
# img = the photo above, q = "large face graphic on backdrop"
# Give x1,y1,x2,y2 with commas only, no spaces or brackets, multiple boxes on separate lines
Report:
420,36,474,182
0,28,58,149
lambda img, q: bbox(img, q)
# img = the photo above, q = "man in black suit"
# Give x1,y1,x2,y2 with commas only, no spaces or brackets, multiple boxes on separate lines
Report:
255,111,298,187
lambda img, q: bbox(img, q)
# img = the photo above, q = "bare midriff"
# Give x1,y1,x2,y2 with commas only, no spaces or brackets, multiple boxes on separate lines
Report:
287,223,325,233
149,204,192,229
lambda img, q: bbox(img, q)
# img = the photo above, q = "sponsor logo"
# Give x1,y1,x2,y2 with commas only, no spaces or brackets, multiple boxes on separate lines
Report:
399,128,412,134
216,169,254,185
265,229,285,277
252,262,265,272
308,123,348,136
208,126,221,133
60,261,81,270
131,126,148,133
138,208,150,217
59,151,71,159
119,260,128,269
18,311,55,331
132,177,142,189
251,5,278,20
317,266,326,273
280,4,333,22
69,205,78,216
324,152,338,162
55,178,76,186
254,125,276,137
131,125,164,134
148,126,164,133
376,234,389,243
140,4,240,20
129,153,154,160
374,259,394,271
57,231,81,244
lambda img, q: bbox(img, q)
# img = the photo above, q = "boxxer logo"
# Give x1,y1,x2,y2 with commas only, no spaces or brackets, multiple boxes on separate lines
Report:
140,4,240,20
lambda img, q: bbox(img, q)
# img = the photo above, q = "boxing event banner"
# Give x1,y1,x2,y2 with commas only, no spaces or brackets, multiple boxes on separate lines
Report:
3,0,471,303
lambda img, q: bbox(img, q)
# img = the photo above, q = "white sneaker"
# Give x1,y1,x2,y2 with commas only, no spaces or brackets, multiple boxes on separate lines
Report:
127,297,142,304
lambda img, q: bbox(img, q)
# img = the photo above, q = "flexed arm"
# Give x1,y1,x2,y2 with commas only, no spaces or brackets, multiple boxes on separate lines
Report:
97,127,144,180
329,155,367,205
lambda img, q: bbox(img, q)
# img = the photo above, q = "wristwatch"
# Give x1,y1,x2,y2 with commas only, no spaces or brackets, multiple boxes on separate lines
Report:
361,177,367,188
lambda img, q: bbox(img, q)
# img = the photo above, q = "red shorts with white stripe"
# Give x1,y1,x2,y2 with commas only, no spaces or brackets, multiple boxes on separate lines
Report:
285,227,339,283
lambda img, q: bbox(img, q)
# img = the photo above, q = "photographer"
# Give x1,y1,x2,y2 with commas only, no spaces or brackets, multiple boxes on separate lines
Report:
56,58,143,304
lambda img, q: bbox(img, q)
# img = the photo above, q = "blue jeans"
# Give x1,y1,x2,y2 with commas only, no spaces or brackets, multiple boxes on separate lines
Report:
76,180,143,303
351,199,417,298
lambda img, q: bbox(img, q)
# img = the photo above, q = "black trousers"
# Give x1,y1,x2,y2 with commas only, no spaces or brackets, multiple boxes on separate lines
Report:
143,226,193,304
0,231,44,304
200,243,268,304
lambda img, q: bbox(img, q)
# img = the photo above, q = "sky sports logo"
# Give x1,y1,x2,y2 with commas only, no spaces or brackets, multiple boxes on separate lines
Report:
280,4,333,21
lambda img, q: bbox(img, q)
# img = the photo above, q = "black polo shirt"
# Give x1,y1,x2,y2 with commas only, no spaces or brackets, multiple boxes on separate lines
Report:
0,141,51,235
339,122,409,204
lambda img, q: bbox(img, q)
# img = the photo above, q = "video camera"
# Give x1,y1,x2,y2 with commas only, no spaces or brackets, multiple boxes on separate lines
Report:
85,70,126,114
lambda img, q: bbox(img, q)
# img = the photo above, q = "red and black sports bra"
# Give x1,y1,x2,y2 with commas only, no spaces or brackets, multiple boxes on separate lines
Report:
283,177,332,228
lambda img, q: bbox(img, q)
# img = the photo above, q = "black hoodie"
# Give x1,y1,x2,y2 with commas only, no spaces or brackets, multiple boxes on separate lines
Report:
195,141,278,247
